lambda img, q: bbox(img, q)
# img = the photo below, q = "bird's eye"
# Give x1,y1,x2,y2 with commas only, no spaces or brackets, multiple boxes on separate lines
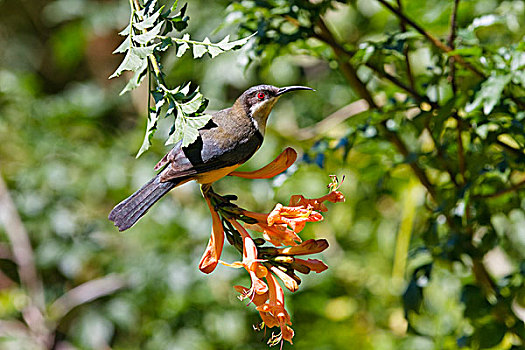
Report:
257,92,266,100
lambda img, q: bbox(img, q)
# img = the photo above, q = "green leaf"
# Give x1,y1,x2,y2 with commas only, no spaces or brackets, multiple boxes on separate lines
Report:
179,93,203,114
217,33,255,50
133,44,158,59
109,49,146,79
176,34,190,57
133,22,163,45
120,59,148,95
465,74,511,115
136,91,165,158
118,24,131,36
113,36,131,54
192,43,207,58
133,9,161,30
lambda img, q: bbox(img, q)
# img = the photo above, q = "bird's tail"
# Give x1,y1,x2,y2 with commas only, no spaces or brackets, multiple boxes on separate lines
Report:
108,175,178,231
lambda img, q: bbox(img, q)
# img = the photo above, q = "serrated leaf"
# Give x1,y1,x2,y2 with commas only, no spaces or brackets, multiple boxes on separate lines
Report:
113,36,131,54
217,33,255,50
133,21,163,45
180,93,203,114
165,108,185,145
207,45,223,58
109,49,146,79
137,108,161,158
180,82,191,95
186,114,212,130
176,34,190,57
120,59,148,95
118,24,131,36
133,9,161,30
182,114,211,147
192,44,207,58
133,44,158,59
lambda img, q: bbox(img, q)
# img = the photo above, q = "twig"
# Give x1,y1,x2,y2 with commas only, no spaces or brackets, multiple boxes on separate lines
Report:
295,99,369,140
396,0,416,93
376,0,485,78
0,173,50,346
473,178,525,199
315,16,438,201
0,174,45,310
424,120,459,187
312,18,431,106
49,274,128,322
448,0,460,94
454,114,467,185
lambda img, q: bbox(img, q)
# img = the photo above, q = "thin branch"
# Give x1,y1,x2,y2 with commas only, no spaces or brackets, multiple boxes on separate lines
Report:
376,0,485,78
0,174,45,311
473,178,525,199
295,99,369,140
49,274,128,322
396,0,416,92
448,0,460,94
315,16,438,201
454,114,467,185
316,17,377,108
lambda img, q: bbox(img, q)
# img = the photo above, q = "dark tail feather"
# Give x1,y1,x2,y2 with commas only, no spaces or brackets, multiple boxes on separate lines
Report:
108,175,177,231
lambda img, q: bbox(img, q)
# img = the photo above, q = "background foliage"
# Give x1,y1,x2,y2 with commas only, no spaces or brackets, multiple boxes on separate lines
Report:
0,0,524,349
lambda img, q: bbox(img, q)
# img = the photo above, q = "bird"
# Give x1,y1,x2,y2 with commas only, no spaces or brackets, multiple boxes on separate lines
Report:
108,84,313,231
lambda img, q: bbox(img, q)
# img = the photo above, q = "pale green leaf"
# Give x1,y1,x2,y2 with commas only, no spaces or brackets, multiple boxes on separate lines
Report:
119,59,148,95
113,36,131,54
133,22,163,45
217,33,255,50
133,44,158,59
176,34,190,57
465,74,511,115
133,10,161,30
207,45,223,58
109,49,145,79
118,24,131,36
180,93,203,114
136,109,161,158
192,44,207,58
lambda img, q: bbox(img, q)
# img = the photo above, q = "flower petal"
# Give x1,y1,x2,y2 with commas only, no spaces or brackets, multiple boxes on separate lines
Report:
229,147,297,179
289,191,345,212
293,258,328,273
199,196,225,274
277,239,329,256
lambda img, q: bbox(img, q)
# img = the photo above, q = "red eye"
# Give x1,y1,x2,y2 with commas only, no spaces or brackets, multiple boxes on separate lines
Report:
257,92,266,100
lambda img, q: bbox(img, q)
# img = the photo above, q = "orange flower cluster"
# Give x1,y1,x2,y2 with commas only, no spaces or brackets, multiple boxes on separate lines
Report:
197,148,344,347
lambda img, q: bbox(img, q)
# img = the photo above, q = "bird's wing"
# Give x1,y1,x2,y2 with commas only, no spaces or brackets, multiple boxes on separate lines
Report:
153,108,263,183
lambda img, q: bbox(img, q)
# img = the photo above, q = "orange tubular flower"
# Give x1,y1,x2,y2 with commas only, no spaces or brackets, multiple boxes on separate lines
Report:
242,203,323,247
275,238,329,256
267,203,323,232
229,147,297,179
293,258,328,273
228,219,268,296
198,195,225,274
256,272,294,345
244,222,301,247
289,190,345,212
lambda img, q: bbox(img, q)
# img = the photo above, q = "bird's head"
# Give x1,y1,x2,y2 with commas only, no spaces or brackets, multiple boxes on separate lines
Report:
235,84,313,135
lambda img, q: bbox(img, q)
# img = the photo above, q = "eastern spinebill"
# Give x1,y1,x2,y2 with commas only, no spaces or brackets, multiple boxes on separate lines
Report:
109,84,313,231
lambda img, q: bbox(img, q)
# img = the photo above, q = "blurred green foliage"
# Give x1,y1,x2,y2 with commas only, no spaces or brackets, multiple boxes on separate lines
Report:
0,0,524,349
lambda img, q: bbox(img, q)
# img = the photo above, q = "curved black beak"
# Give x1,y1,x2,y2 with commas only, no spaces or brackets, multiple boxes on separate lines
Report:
276,85,315,96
